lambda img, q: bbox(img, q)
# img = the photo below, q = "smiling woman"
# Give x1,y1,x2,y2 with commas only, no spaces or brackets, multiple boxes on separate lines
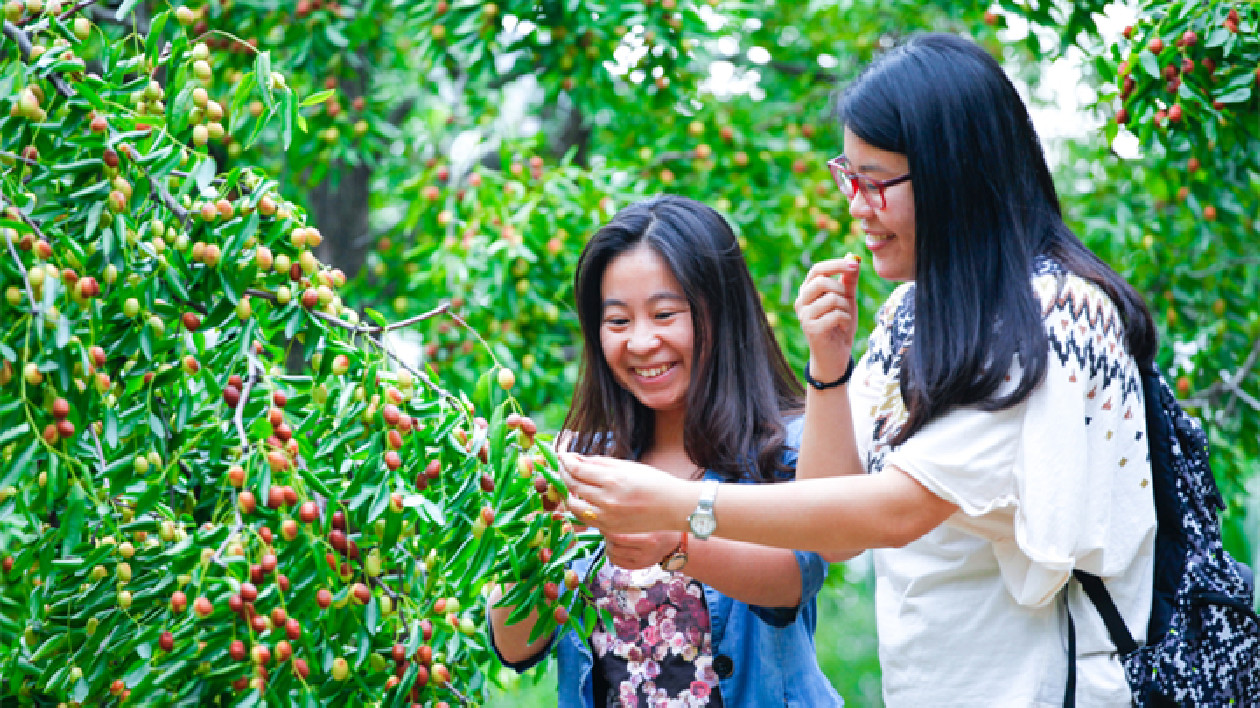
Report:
488,195,843,707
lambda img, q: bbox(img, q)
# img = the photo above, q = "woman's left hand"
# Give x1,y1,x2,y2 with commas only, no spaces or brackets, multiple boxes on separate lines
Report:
558,453,692,534
603,531,684,571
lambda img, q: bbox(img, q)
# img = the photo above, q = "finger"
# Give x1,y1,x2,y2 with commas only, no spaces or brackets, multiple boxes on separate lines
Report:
605,532,654,548
795,273,846,308
804,309,854,338
805,254,862,281
565,495,603,526
835,258,861,308
799,292,853,327
556,453,597,490
804,257,852,281
796,258,860,312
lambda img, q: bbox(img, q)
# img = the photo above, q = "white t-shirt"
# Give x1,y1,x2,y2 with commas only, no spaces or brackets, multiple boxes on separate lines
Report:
850,266,1156,707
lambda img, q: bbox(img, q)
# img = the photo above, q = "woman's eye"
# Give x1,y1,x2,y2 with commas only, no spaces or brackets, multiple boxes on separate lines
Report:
654,311,676,320
604,317,629,326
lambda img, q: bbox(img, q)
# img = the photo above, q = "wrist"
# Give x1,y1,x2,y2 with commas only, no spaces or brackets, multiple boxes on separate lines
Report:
671,479,702,532
660,532,689,572
806,347,853,379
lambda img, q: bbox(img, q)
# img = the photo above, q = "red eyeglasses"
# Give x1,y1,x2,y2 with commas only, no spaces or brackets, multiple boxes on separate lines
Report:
826,155,911,210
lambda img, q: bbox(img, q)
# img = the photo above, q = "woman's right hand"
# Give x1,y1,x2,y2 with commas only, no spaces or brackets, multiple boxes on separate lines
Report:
794,255,861,380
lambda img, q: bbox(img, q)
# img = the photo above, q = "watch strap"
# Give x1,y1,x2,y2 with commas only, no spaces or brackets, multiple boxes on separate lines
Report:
660,533,689,571
688,479,720,539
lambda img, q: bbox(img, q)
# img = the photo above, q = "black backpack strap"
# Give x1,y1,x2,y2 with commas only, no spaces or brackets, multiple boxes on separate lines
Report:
1073,569,1139,655
1064,591,1077,708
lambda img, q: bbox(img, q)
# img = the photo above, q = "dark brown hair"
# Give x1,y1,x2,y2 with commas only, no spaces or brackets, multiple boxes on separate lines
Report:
839,34,1156,444
562,195,804,482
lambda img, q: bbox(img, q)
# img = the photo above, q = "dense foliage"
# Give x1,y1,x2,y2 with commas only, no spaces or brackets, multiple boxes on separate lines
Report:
2,0,1256,705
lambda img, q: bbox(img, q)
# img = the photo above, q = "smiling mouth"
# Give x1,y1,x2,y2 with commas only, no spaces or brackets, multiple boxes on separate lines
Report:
865,231,894,243
632,363,675,378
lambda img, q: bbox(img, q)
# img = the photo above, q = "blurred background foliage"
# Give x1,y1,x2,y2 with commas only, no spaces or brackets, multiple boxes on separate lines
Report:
5,0,1257,703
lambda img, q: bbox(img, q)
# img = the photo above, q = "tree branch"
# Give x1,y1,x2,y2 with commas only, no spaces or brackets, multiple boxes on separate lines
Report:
133,158,192,223
243,289,448,334
62,0,103,21
0,195,43,316
3,19,76,98
1186,256,1260,279
1182,337,1260,416
0,149,41,170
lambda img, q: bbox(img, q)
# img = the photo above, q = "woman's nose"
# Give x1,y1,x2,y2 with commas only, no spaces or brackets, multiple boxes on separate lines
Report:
848,188,876,219
626,324,659,353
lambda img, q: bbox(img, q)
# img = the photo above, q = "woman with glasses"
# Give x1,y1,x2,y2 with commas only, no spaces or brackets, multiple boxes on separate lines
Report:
489,195,843,707
560,33,1158,706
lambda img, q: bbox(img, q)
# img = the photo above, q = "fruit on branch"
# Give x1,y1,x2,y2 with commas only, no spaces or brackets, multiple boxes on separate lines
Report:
496,367,515,390
194,596,213,617
331,657,349,681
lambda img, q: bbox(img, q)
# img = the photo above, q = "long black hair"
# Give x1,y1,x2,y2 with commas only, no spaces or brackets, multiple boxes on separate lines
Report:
838,33,1156,445
563,195,805,481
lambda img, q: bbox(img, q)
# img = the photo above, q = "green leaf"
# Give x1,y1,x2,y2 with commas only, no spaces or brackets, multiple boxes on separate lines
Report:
62,482,86,557
324,24,350,49
0,422,29,447
114,0,141,21
145,11,169,63
256,51,274,109
282,91,296,149
1214,85,1252,104
1206,26,1232,48
300,89,337,108
402,493,446,525
1,439,39,488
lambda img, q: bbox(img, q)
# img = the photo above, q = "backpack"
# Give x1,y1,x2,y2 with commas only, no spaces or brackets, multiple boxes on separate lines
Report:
1065,365,1260,707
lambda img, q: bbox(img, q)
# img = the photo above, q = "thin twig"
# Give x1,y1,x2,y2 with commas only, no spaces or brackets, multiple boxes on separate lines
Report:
89,425,108,472
368,575,402,604
1182,337,1260,415
0,196,42,316
0,149,41,169
648,150,698,167
1185,256,1260,279
377,303,450,333
243,288,448,334
132,158,192,223
3,20,76,98
1222,338,1260,418
61,0,102,20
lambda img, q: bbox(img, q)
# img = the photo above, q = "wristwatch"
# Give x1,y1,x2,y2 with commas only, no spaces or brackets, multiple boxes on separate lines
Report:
687,480,720,540
660,533,689,572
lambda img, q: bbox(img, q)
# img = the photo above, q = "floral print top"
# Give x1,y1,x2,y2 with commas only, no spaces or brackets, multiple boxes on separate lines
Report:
588,561,723,708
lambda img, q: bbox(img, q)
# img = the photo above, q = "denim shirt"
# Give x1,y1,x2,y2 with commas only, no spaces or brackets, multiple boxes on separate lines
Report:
493,419,844,707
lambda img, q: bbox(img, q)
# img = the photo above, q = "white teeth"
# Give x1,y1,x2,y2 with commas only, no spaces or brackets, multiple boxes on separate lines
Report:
634,364,672,378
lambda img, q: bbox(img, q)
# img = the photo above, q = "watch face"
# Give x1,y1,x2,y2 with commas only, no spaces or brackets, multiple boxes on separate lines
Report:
689,512,717,538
